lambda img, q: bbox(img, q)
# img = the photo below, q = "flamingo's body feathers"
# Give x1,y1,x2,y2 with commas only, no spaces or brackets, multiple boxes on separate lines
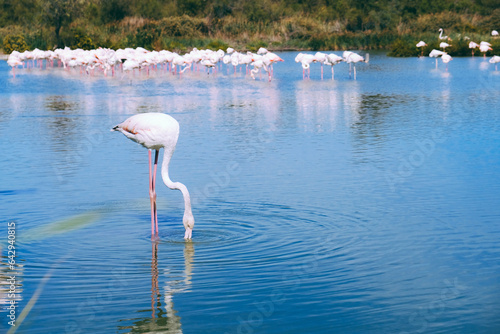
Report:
113,113,179,151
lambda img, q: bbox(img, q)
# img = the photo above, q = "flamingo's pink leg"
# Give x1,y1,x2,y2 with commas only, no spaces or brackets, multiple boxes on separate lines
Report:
148,149,158,238
153,150,159,235
149,150,155,237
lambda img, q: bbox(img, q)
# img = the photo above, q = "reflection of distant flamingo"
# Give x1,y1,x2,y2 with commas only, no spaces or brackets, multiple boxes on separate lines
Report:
112,113,195,240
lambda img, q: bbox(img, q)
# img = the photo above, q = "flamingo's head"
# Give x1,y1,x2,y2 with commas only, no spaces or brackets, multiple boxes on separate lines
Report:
183,212,195,239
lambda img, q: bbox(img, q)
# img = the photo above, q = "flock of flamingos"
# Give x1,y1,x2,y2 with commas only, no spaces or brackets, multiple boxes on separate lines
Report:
5,28,500,80
5,45,370,80
418,28,500,70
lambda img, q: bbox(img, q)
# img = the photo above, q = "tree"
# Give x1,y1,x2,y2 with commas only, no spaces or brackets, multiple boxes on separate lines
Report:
100,0,132,23
40,0,84,47
177,0,206,16
0,0,40,26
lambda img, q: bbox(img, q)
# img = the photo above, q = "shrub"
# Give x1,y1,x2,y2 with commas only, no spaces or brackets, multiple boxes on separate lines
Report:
134,24,158,49
158,16,208,38
206,39,228,51
25,31,48,51
388,39,418,57
63,28,96,50
246,40,267,52
3,34,29,54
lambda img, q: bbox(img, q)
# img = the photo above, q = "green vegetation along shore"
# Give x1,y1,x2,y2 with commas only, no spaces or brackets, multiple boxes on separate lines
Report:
1,0,499,56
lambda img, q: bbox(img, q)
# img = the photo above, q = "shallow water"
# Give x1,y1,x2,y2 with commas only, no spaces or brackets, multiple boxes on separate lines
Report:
1,52,500,333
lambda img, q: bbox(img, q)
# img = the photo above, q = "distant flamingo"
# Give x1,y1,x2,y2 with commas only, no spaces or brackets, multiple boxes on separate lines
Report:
441,54,453,71
416,41,427,56
440,42,451,51
429,49,445,69
490,55,500,70
295,53,315,79
344,51,368,80
262,52,283,81
112,113,195,240
479,41,492,58
438,28,449,40
314,52,328,80
257,47,268,55
324,53,343,80
7,52,24,78
469,41,479,57
122,59,140,73
250,59,268,80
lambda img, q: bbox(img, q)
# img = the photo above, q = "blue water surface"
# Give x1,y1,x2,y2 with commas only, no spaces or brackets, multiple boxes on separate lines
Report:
0,52,499,334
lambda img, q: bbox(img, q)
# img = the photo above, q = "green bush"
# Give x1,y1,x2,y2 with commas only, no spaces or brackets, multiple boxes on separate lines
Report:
308,35,328,50
63,28,96,50
246,40,267,52
157,16,208,38
206,39,228,51
3,35,29,54
25,31,48,50
388,39,418,57
134,25,158,49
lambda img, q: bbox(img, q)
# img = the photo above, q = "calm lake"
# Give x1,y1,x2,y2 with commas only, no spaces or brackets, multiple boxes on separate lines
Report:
1,52,499,333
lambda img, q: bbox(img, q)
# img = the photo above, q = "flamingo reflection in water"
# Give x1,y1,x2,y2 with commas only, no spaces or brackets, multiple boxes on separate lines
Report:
154,241,194,333
122,241,194,333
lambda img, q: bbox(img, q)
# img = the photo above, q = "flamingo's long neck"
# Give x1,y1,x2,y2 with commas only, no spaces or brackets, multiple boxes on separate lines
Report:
160,148,193,219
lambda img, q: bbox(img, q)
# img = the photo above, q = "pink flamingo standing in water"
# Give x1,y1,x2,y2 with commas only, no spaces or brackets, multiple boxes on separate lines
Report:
112,113,195,240
479,41,492,58
469,41,479,57
7,52,24,78
416,41,427,57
